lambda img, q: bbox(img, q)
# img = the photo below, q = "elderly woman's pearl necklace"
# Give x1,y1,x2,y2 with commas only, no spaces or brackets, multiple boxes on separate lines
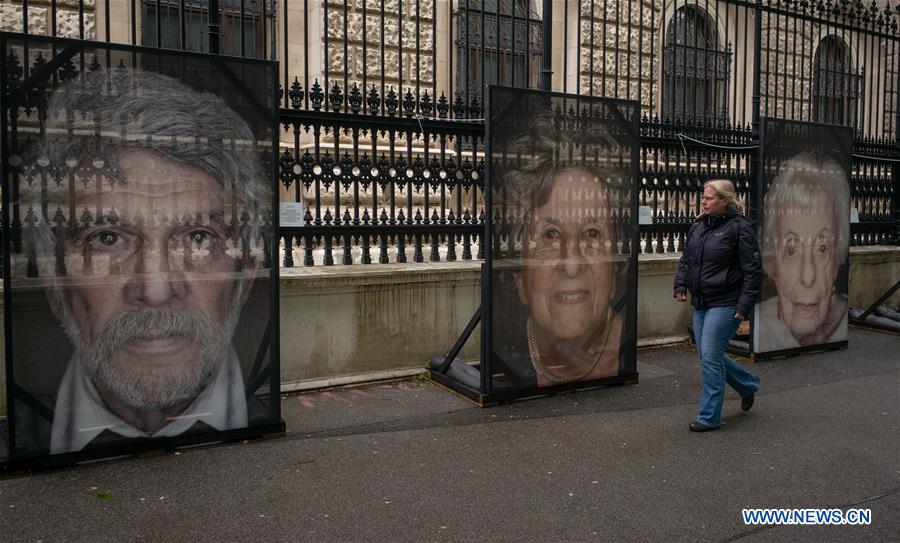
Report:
527,316,610,384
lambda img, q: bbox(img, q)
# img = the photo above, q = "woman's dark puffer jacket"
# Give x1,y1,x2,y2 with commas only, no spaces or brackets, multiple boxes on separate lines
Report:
673,204,762,316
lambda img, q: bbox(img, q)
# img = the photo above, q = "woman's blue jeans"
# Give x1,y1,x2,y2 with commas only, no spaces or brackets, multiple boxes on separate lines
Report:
693,306,760,428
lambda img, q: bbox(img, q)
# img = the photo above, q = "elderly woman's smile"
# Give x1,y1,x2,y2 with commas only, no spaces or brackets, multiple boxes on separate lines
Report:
554,289,590,304
514,170,615,344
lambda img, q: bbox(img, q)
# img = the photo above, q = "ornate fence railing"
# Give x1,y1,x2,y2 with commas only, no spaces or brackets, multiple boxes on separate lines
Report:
277,105,485,266
275,105,896,267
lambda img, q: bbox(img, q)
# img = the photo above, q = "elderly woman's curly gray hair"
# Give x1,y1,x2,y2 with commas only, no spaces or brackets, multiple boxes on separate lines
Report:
498,111,627,248
761,152,850,277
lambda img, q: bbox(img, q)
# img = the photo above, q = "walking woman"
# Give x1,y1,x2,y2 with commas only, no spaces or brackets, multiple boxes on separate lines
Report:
674,179,762,432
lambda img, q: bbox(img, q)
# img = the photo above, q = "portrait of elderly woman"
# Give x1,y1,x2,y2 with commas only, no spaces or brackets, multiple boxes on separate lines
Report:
491,112,635,389
755,152,850,352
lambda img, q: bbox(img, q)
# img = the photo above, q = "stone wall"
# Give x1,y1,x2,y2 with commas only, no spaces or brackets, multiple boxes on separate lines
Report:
578,0,658,112
322,0,436,95
574,0,896,135
0,0,96,40
3,0,896,138
284,0,441,184
756,13,897,136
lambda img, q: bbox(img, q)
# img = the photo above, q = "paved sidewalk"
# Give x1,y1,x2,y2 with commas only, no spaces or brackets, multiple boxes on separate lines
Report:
1,328,898,542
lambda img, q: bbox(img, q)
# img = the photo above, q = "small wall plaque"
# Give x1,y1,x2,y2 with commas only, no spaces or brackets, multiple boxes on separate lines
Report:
280,202,305,227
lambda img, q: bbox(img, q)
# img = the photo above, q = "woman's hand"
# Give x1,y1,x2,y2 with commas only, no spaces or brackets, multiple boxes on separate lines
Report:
734,311,746,320
675,292,686,302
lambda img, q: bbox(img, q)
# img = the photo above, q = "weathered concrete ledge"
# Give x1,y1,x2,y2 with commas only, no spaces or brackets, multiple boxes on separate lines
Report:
277,246,900,391
278,261,481,389
1,246,897,416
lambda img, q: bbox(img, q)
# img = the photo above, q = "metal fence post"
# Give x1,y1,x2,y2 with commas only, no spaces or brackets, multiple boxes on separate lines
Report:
893,164,899,245
749,0,763,221
895,132,900,245
539,0,552,91
208,0,220,54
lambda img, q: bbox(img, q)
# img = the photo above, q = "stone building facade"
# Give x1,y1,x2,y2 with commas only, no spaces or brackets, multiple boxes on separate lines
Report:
0,0,96,39
3,0,895,137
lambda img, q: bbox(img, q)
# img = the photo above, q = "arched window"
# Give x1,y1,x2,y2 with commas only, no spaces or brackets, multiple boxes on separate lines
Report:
813,36,859,128
456,1,542,107
661,6,730,122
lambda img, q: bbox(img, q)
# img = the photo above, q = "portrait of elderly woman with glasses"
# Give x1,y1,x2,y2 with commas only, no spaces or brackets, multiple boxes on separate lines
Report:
492,112,632,388
756,152,850,351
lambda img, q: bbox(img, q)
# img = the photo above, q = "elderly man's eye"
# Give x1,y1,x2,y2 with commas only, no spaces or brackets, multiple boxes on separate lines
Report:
87,229,129,251
817,243,831,254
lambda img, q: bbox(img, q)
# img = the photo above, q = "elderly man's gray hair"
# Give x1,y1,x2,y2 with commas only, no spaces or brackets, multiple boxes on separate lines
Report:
22,68,272,277
761,152,850,276
37,68,270,209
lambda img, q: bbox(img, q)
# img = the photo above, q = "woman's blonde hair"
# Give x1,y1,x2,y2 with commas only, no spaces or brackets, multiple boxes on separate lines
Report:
702,179,745,216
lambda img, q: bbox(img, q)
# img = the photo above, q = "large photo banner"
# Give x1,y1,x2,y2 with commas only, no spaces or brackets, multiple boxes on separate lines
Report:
486,87,639,395
1,35,281,466
753,118,853,356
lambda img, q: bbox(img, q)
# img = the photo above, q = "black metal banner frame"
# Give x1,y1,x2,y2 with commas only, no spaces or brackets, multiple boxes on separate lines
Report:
0,32,284,472
430,86,641,405
848,279,900,335
735,117,854,361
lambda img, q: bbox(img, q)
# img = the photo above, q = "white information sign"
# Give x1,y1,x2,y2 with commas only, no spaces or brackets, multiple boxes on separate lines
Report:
280,202,305,227
638,205,654,225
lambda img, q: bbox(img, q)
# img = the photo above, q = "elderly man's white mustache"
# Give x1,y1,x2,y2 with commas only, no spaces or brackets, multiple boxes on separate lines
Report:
56,292,243,412
81,308,227,411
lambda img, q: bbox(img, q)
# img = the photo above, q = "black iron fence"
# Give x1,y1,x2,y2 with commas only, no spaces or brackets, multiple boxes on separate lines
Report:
277,106,485,266
5,0,899,268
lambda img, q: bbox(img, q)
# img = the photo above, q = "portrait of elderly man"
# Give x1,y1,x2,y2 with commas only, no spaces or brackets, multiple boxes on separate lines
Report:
492,111,634,388
12,68,272,455
755,152,850,352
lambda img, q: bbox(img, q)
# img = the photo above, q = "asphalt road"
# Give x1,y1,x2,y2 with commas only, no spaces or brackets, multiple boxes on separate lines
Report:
1,328,898,542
